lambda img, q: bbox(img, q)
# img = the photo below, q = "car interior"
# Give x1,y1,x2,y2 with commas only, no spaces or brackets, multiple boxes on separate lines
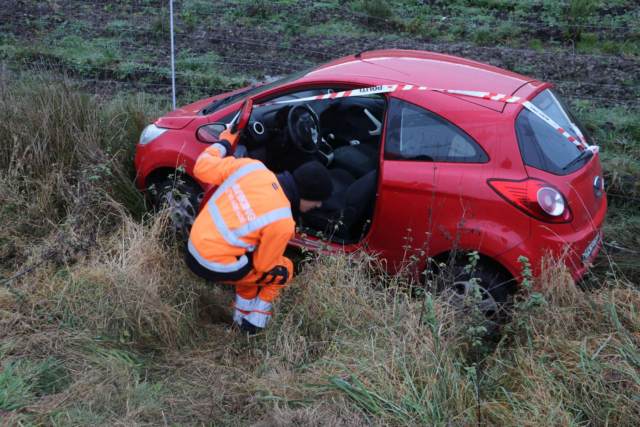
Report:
234,87,386,243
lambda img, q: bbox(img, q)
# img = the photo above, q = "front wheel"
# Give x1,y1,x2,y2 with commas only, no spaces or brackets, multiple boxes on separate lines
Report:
151,177,202,240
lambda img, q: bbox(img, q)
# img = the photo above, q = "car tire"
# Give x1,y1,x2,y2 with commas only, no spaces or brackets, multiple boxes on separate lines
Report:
150,177,202,240
428,259,516,330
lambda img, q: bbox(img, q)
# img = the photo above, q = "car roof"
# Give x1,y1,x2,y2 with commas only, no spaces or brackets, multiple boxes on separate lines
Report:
307,49,536,112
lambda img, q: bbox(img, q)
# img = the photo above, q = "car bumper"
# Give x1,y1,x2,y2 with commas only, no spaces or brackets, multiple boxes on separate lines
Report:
134,143,151,189
496,195,607,283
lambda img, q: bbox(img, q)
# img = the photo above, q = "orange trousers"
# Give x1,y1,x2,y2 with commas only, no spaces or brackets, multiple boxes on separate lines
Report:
227,256,293,327
226,256,293,301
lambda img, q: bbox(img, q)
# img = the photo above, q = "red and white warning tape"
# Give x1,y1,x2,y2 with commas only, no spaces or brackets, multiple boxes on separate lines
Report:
254,84,597,153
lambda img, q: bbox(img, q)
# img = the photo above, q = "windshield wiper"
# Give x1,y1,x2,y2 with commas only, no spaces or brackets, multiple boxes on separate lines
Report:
563,149,593,171
201,85,257,116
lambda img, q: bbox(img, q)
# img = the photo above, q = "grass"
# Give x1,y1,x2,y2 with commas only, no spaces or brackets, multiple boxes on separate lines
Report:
2,0,637,115
2,0,640,424
0,76,639,425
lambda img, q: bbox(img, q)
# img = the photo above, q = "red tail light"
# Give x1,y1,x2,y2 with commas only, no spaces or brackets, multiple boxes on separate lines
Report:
487,178,573,223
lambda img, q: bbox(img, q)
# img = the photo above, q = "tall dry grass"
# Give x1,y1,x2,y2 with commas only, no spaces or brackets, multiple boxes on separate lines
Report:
0,74,151,264
0,73,153,272
229,252,640,426
0,72,148,174
1,77,639,426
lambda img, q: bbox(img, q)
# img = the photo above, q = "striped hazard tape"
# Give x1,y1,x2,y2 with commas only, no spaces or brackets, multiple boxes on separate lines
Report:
253,84,597,152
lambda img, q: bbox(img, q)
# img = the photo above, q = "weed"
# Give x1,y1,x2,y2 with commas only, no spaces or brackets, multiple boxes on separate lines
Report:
0,358,69,411
600,40,622,54
564,0,600,42
473,25,494,45
105,20,132,37
352,0,393,20
246,0,274,20
529,38,543,50
147,17,166,39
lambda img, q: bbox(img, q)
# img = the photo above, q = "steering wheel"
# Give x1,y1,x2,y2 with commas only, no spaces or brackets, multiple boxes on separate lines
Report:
287,104,321,154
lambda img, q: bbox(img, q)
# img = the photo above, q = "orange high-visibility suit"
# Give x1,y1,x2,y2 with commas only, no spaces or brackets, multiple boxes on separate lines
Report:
187,141,295,328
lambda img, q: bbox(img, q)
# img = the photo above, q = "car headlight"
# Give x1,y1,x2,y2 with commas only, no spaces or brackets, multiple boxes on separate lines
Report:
139,124,169,146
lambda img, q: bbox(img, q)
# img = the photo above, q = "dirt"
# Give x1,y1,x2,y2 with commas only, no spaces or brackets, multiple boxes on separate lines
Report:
199,26,640,106
3,0,639,107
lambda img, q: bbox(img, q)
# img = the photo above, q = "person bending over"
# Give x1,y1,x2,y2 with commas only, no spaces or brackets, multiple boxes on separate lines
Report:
185,128,333,334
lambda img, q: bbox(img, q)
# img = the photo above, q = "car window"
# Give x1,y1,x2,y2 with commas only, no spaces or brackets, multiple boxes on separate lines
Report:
384,98,488,163
201,64,322,115
267,88,334,103
515,88,593,175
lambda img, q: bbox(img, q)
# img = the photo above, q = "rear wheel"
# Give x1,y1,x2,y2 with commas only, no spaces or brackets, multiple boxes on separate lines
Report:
429,259,516,331
150,177,202,240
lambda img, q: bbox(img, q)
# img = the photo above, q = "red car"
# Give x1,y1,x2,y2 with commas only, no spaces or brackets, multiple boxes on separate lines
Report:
135,49,606,322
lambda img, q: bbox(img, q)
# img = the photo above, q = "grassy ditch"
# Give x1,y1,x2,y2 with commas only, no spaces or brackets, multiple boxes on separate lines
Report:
1,76,639,425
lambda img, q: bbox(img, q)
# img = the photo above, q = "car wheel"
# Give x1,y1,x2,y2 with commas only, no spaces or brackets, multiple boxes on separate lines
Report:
151,178,202,240
431,262,515,332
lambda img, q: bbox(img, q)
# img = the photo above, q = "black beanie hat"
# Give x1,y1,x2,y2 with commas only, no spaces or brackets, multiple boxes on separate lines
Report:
292,162,333,201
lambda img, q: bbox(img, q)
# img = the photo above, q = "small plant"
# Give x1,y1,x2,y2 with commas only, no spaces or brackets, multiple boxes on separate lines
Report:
564,0,600,43
576,32,599,52
246,0,274,20
473,25,494,45
148,18,166,39
529,38,543,51
351,0,392,23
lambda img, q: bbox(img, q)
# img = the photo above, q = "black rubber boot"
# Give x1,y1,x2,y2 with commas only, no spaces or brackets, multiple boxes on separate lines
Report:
239,319,261,335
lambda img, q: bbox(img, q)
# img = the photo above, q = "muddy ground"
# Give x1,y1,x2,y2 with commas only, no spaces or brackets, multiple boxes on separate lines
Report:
3,0,639,107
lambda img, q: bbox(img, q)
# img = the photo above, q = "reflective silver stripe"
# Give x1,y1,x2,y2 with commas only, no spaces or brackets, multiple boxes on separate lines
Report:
233,310,245,325
232,207,292,239
246,299,272,328
198,152,213,162
213,163,267,198
212,143,227,158
208,163,291,249
188,240,249,273
246,311,270,328
208,200,257,250
207,163,266,249
235,295,256,311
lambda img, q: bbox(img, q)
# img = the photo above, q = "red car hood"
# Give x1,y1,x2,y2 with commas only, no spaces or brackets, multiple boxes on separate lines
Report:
152,98,212,129
153,87,254,129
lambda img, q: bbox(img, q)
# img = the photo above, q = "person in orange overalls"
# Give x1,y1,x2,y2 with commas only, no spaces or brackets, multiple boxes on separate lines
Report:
185,128,333,334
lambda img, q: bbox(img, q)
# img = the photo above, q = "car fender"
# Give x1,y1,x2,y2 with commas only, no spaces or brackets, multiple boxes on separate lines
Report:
137,139,203,188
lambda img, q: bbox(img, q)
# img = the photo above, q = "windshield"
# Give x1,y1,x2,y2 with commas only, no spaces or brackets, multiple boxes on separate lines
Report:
201,65,322,115
515,89,594,175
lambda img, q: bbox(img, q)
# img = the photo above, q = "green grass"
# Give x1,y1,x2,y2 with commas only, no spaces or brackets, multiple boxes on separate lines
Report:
0,358,70,412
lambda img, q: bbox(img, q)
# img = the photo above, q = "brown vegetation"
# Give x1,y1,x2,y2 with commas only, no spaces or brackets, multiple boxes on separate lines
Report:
1,77,639,426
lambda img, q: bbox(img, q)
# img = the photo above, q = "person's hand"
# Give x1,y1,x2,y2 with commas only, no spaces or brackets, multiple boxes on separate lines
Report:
219,128,240,146
212,139,233,157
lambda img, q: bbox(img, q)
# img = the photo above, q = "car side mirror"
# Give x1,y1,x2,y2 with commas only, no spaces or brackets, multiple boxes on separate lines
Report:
196,122,227,143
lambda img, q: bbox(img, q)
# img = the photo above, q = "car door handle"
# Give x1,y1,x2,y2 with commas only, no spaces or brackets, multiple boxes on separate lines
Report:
364,109,381,136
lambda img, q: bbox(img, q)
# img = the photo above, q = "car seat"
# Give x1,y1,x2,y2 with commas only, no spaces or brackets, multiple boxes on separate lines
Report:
300,168,378,238
330,144,378,179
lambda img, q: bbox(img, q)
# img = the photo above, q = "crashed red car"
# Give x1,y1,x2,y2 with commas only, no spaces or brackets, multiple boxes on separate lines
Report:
135,49,606,322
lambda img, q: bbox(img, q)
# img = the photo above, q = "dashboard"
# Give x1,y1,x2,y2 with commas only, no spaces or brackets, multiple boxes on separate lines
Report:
214,87,387,172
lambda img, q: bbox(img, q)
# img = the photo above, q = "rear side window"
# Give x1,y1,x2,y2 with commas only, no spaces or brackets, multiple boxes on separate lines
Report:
384,98,488,163
515,89,593,175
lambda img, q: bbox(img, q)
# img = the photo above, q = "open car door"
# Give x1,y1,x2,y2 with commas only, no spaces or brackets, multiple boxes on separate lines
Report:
196,97,254,146
229,97,253,136
197,97,254,213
